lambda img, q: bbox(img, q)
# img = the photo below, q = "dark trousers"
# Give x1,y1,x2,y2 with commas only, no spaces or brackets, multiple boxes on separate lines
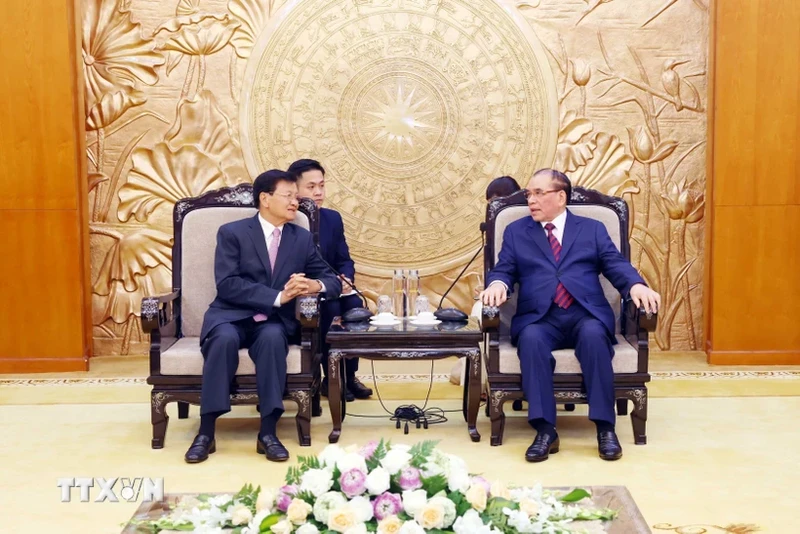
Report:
321,294,363,378
200,317,293,418
515,302,616,427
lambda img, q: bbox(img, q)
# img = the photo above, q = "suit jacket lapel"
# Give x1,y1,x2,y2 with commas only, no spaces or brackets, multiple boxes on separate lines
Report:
272,223,294,284
527,219,557,267
247,215,273,281
559,211,582,262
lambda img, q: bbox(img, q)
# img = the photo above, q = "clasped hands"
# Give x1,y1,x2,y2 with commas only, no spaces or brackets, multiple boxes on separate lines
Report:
480,282,661,314
280,273,322,304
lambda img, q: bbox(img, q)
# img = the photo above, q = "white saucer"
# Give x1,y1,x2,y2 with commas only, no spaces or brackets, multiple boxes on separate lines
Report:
370,319,401,326
410,319,441,326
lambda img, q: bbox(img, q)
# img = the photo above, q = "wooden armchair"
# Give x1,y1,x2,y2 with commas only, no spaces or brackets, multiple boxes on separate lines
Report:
141,184,323,449
477,187,657,446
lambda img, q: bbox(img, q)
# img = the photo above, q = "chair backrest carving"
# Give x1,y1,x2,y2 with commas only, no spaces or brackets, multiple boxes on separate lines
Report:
484,187,630,336
172,184,319,337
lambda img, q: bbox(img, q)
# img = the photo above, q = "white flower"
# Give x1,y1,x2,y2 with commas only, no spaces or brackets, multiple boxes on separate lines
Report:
366,467,391,495
300,468,334,497
228,502,253,526
318,444,346,469
398,520,425,534
505,509,539,533
287,498,313,525
243,509,271,534
337,452,369,474
447,469,471,493
401,489,428,516
348,496,374,522
465,484,488,512
271,519,294,534
256,489,276,513
296,524,320,534
208,494,233,507
390,444,411,453
377,516,404,534
414,501,445,529
428,496,456,528
518,498,540,518
420,461,444,478
313,491,347,524
453,509,501,534
327,505,359,532
381,449,412,475
490,481,511,500
344,524,368,534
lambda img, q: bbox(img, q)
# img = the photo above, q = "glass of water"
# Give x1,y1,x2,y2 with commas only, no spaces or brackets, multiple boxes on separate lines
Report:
414,295,430,316
377,295,393,314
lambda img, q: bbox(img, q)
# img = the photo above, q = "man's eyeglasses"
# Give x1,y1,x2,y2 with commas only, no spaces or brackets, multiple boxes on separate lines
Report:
523,189,563,199
271,192,300,203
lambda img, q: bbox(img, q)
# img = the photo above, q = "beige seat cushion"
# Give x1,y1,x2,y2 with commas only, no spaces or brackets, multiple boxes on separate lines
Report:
497,335,638,374
160,337,303,376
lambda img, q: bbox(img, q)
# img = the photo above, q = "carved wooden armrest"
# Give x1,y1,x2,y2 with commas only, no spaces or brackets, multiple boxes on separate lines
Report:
141,291,180,334
481,304,501,332
296,294,321,329
624,297,658,333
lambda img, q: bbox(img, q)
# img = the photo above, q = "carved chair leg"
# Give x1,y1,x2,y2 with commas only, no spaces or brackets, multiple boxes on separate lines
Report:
616,398,628,416
312,390,322,417
630,390,648,445
151,393,169,449
177,401,190,419
291,391,312,447
490,397,507,446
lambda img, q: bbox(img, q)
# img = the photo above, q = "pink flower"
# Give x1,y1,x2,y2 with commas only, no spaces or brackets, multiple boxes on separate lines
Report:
276,484,298,512
359,440,379,459
373,492,403,520
339,468,367,498
398,467,423,491
470,476,491,493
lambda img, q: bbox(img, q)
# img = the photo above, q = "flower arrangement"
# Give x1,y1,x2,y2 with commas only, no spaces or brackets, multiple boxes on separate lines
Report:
135,440,617,533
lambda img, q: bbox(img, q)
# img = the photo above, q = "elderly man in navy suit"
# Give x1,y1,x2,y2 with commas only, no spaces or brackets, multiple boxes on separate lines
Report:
288,159,373,402
482,169,660,462
185,170,341,464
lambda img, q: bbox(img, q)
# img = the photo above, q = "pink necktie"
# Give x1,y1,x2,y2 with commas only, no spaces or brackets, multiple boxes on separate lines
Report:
254,227,282,322
545,223,574,310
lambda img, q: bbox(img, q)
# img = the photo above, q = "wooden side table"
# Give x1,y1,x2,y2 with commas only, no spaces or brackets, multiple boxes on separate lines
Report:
326,317,483,443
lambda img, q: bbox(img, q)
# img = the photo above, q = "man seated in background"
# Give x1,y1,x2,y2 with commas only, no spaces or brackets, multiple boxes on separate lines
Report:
481,169,660,462
288,159,372,402
185,170,341,464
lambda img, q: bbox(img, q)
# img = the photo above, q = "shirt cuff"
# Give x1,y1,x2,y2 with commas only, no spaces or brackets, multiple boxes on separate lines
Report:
273,292,282,308
317,280,326,293
488,281,509,292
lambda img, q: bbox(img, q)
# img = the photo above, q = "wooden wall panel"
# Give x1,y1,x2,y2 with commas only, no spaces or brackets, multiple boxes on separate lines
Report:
707,0,800,364
0,0,90,373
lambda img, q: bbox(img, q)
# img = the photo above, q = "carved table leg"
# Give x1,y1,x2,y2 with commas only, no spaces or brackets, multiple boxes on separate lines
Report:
328,350,343,444
466,349,481,442
630,389,648,445
489,392,507,446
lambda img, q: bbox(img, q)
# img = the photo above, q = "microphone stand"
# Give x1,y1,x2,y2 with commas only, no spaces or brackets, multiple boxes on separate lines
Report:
434,230,485,322
314,246,374,322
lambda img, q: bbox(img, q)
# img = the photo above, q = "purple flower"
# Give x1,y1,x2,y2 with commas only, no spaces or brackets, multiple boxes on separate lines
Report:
359,440,379,459
373,492,403,521
398,467,422,491
276,484,297,512
339,468,367,498
471,476,491,493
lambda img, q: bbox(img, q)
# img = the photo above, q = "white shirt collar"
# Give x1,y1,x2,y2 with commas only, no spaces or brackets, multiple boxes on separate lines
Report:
540,209,568,231
258,213,284,238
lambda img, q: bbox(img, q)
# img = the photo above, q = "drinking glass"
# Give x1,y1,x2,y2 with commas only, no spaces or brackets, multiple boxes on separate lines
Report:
414,295,430,316
377,295,393,314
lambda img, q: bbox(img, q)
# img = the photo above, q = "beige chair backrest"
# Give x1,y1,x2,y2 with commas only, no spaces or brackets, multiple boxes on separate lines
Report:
179,207,310,337
492,205,624,336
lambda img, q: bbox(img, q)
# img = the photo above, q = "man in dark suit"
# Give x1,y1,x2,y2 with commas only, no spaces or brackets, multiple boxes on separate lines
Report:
288,159,372,402
185,170,341,464
482,169,660,462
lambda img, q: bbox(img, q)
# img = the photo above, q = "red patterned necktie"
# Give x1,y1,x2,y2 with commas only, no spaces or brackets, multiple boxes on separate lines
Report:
544,223,574,309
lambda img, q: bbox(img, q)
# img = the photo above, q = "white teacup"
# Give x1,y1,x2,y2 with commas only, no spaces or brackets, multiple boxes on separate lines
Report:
372,312,395,323
416,311,436,322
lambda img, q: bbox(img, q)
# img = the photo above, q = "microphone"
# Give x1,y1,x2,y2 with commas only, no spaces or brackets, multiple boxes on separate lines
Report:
434,228,486,322
314,246,374,322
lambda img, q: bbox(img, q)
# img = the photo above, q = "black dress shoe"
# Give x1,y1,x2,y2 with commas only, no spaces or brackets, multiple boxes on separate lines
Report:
525,432,560,463
347,377,373,399
597,431,623,461
257,434,290,462
321,377,355,402
184,434,215,464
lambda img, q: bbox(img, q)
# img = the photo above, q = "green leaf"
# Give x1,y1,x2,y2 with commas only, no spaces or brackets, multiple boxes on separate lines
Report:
408,440,439,468
421,473,447,497
366,438,389,471
560,488,591,503
259,513,282,532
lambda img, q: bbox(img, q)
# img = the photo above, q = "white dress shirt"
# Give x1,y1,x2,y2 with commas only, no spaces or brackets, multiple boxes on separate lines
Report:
258,214,324,308
488,209,569,293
